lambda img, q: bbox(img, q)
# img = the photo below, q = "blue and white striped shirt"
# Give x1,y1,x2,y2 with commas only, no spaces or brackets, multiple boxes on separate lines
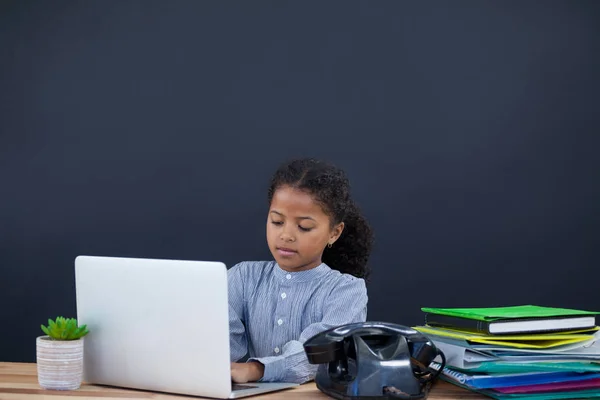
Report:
228,260,368,383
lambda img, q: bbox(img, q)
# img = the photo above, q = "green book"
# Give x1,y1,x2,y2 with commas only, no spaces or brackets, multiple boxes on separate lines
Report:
421,305,599,335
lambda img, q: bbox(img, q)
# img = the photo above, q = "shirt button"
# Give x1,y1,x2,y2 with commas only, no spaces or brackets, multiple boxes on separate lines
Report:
281,293,287,299
277,319,283,325
286,274,291,280
274,347,280,354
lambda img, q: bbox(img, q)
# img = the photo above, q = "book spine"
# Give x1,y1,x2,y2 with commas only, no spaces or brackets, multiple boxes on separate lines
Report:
425,313,491,334
429,362,467,384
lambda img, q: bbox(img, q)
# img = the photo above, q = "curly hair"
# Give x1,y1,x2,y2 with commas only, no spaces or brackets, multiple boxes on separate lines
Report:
267,158,374,280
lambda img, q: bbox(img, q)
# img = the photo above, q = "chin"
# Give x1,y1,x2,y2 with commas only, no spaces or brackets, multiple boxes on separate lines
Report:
273,257,297,269
271,255,300,271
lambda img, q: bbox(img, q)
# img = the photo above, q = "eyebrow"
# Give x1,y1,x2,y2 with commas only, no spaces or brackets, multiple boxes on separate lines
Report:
270,210,316,221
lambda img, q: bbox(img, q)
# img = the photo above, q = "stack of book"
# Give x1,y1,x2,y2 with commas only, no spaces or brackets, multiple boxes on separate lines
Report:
414,305,600,399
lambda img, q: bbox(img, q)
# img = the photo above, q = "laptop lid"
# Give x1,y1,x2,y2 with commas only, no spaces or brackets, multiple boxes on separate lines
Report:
75,255,233,398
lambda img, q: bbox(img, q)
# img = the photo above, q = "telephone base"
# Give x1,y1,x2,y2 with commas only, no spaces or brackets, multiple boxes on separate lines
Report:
304,322,443,400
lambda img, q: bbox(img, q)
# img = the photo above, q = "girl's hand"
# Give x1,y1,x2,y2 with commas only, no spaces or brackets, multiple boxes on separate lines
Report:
230,361,265,383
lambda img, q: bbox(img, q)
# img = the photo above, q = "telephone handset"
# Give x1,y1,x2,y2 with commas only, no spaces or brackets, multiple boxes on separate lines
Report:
303,322,446,400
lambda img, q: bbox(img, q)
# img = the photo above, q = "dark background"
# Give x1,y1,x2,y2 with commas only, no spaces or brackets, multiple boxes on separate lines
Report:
1,0,599,362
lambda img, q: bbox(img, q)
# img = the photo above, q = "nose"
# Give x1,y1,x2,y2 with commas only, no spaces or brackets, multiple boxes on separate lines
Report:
280,230,295,242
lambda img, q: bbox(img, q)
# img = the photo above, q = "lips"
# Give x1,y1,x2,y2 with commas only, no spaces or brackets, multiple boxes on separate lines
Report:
277,247,297,257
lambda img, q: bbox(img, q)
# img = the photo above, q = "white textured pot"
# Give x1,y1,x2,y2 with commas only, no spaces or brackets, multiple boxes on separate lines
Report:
36,336,84,390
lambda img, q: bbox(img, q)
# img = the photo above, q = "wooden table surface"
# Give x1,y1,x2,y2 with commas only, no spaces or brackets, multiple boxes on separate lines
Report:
0,362,488,399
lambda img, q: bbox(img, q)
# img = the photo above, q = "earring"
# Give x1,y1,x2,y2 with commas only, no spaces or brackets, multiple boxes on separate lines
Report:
327,243,333,248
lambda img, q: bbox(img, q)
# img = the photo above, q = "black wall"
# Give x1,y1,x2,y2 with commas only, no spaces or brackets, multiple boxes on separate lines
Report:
2,0,599,362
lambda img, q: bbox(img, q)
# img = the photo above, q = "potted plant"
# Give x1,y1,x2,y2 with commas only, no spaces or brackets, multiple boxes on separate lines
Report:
36,316,89,390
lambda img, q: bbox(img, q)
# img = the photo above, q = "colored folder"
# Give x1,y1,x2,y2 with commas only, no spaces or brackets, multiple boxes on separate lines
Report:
494,377,600,394
414,325,595,349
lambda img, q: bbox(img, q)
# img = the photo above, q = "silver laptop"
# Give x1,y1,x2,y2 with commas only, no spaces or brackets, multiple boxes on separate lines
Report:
74,255,299,398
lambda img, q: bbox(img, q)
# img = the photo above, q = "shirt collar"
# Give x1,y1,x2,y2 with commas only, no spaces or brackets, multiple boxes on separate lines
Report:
273,261,331,283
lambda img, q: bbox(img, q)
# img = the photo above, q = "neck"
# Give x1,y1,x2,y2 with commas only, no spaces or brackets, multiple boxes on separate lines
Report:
279,258,322,272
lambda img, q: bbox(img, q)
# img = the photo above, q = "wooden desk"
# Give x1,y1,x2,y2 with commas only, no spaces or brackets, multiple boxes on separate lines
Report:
0,362,487,399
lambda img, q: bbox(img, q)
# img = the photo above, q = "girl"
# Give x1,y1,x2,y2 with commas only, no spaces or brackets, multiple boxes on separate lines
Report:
228,158,373,384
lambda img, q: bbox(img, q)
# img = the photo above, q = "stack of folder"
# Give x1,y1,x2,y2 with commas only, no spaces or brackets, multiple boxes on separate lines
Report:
414,305,600,399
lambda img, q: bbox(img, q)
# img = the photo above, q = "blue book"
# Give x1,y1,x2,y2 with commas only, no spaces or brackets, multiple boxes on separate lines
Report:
430,361,600,389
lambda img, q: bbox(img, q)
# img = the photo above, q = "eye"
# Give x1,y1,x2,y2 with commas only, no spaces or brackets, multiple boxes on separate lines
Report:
271,220,283,226
298,226,313,232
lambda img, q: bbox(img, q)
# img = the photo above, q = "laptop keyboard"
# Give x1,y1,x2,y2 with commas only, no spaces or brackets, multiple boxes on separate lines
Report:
232,384,258,391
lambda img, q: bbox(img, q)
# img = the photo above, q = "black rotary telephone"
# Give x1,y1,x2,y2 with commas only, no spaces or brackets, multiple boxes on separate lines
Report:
303,322,446,400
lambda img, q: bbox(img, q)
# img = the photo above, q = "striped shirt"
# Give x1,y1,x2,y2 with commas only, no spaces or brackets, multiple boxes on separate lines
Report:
228,260,368,383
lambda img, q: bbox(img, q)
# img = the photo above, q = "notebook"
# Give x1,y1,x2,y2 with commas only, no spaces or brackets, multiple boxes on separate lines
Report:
75,255,299,399
422,305,598,335
430,361,600,390
449,379,600,400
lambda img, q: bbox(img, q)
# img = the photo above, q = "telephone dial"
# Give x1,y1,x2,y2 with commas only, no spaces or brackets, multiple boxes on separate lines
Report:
303,322,446,400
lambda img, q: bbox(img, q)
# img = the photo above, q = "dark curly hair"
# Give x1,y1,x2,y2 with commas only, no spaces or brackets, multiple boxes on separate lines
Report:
267,158,374,280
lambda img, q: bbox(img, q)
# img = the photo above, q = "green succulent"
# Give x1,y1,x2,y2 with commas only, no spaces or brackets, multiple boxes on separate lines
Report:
41,316,89,340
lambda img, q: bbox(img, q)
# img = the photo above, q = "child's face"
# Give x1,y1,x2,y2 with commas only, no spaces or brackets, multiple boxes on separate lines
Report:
266,185,344,272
